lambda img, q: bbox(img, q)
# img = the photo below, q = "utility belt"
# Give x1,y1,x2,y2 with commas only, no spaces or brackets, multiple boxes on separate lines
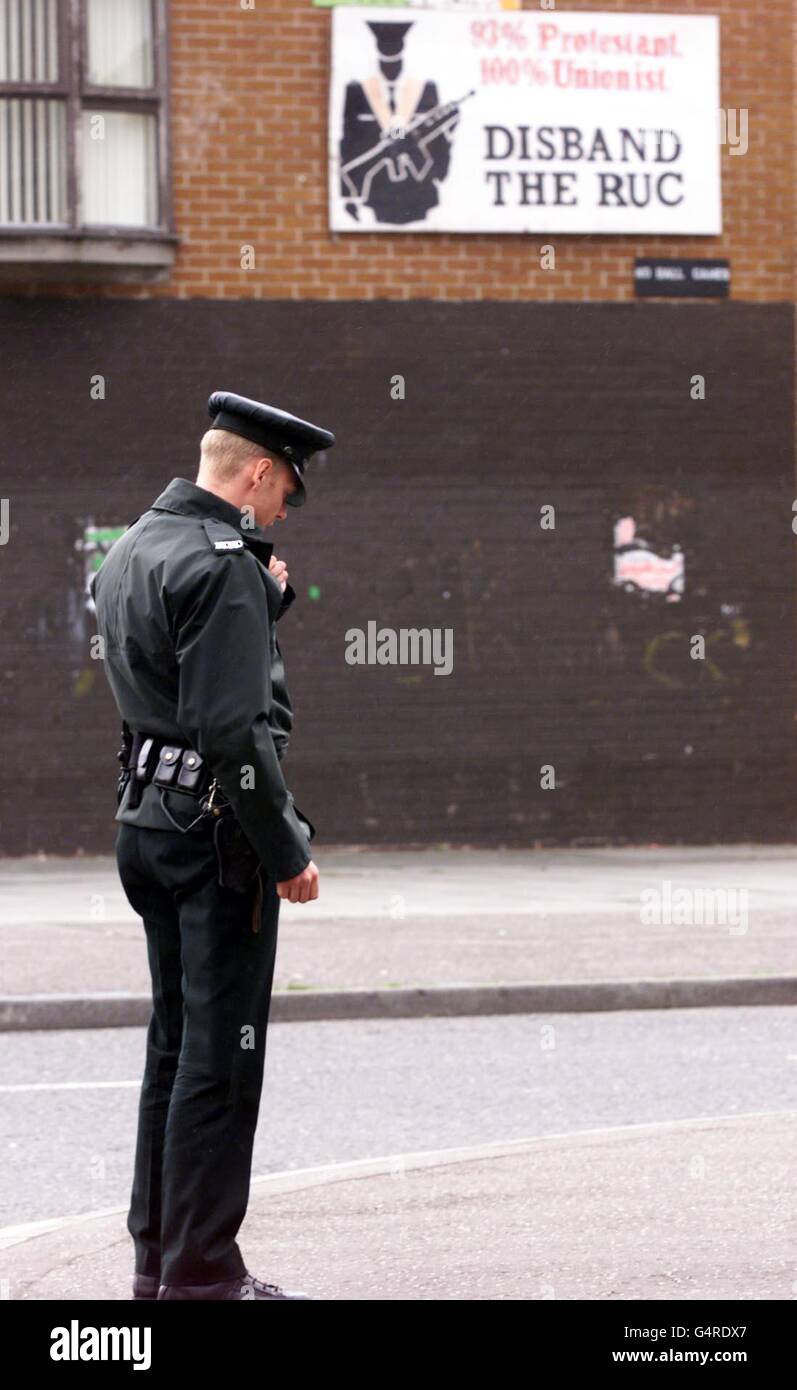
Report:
119,730,217,811
116,725,264,909
115,724,311,917
116,727,261,903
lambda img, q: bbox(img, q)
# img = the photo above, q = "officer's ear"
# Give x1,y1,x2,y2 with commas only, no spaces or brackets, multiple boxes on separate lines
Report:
250,456,268,489
252,454,280,488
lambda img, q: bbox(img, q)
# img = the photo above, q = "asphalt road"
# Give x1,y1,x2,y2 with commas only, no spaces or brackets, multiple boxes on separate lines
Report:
2,1004,795,1234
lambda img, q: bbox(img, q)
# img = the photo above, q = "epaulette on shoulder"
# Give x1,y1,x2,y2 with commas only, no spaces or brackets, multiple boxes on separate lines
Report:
202,518,245,553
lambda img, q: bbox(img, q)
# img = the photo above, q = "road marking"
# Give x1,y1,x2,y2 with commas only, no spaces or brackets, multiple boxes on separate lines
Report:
0,1107,794,1251
0,1081,140,1093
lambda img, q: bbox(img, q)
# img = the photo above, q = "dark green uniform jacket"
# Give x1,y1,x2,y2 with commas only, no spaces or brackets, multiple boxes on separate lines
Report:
90,477,313,882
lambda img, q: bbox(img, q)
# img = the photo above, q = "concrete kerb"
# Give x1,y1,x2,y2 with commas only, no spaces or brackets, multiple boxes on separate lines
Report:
2,974,797,1031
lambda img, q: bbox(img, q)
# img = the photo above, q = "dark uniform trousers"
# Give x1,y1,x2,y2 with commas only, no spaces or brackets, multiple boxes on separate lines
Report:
116,813,280,1287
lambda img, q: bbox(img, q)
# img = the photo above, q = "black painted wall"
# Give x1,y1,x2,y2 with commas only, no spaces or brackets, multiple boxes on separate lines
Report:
0,298,794,853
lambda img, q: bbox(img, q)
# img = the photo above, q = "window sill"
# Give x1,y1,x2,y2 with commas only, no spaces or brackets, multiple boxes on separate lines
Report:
0,231,179,284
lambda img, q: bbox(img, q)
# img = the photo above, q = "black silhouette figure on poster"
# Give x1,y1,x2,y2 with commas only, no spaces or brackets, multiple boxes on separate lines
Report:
339,20,473,226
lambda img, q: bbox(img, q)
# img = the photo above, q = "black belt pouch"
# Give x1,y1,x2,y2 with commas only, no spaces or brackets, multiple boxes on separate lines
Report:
213,815,261,893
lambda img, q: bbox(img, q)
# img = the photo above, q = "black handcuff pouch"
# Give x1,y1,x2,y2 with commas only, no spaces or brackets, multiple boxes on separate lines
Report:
152,746,208,795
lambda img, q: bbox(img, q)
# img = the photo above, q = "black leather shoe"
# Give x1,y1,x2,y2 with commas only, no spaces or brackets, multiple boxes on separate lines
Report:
132,1273,160,1299
158,1272,315,1300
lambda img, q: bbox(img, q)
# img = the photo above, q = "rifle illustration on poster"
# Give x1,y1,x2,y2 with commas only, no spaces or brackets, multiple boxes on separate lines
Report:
338,21,471,226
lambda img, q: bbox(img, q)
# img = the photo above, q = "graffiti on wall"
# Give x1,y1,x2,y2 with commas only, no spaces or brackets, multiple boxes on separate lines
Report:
612,515,684,601
76,523,127,616
603,488,753,691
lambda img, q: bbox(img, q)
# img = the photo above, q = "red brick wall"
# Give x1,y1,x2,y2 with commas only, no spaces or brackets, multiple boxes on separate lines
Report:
15,0,795,303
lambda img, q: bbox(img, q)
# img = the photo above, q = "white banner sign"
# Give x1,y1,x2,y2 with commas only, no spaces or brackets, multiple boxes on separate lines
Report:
328,9,721,234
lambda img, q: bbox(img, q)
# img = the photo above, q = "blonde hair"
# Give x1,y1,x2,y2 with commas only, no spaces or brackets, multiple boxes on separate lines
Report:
198,427,287,484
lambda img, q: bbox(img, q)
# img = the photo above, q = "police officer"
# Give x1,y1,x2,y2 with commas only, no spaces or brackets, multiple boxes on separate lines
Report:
90,391,334,1301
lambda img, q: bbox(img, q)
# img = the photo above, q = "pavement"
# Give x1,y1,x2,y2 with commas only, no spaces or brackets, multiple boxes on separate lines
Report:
4,1109,795,1300
1,844,797,1028
2,844,796,1300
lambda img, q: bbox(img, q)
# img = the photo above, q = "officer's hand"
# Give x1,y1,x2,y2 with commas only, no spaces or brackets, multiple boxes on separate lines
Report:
268,555,289,592
277,860,319,904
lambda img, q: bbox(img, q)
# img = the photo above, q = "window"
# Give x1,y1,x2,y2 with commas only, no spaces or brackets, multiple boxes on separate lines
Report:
0,0,66,224
0,0,175,279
